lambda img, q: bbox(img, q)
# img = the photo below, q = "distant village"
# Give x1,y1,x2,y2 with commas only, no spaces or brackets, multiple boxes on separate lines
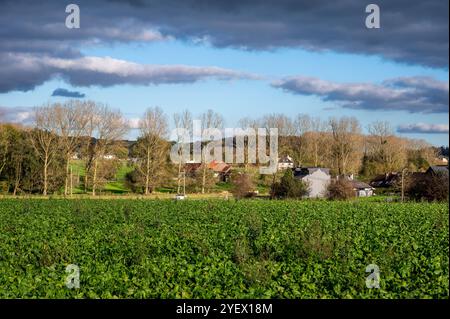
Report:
1,101,449,201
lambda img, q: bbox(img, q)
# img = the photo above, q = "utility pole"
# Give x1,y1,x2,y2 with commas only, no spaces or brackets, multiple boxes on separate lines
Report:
183,171,186,196
401,167,407,202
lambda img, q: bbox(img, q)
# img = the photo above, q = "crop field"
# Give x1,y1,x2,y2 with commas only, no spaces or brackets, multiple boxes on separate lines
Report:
0,199,448,298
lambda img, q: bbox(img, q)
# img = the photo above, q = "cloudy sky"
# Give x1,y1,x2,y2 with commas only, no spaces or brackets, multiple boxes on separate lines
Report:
0,0,448,145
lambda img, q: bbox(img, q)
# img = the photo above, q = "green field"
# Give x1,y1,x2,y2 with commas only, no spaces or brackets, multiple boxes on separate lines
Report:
0,199,448,298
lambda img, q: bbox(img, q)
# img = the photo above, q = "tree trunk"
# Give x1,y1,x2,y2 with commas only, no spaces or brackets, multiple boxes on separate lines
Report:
145,148,150,195
64,154,70,196
92,158,98,196
177,160,182,194
201,164,207,194
43,154,48,196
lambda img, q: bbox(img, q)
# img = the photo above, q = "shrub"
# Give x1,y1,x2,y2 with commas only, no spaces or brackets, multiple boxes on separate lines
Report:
406,173,449,202
231,173,255,199
326,178,355,200
271,169,309,199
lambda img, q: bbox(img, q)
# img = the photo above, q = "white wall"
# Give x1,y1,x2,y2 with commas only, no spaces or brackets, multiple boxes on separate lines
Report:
302,170,331,198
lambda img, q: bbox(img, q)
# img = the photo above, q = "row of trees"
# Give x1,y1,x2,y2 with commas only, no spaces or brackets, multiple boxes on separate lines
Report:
239,113,441,176
0,100,445,196
1,101,129,195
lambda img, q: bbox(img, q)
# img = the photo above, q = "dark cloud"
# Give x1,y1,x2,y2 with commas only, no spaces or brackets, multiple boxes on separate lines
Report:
0,106,34,125
397,123,449,134
52,88,86,98
0,0,447,93
272,76,449,114
110,0,448,68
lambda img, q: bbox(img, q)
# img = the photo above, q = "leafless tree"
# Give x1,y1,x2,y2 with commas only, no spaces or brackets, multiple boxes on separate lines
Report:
135,107,168,195
29,105,60,195
54,100,91,196
367,121,407,173
173,109,193,194
329,116,362,175
200,109,223,193
88,104,128,196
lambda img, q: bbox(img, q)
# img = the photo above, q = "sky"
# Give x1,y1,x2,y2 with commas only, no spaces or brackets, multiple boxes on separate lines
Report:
0,0,448,145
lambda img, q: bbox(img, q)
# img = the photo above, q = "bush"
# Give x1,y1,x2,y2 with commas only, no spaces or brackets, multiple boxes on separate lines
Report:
271,169,309,199
326,178,355,200
406,173,449,202
231,173,255,199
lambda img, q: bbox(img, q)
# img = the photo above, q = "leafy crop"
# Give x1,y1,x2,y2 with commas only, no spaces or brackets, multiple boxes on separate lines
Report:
0,199,448,298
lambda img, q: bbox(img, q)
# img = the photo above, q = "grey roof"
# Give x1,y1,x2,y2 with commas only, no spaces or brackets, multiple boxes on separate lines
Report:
293,167,330,178
427,165,449,175
351,180,374,190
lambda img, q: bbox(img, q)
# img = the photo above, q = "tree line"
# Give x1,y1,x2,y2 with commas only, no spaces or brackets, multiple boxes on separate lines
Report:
0,100,446,196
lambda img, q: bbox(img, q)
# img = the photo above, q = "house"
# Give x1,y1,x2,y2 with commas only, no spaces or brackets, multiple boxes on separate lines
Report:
350,180,375,197
426,165,449,176
436,156,449,165
278,155,294,170
293,167,331,198
370,172,400,188
102,154,116,160
183,161,232,182
208,160,232,182
184,162,202,178
340,174,375,197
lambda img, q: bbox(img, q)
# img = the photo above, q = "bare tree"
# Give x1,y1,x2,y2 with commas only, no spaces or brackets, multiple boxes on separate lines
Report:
329,116,362,175
29,105,60,195
173,109,193,194
0,124,9,177
367,121,407,173
89,104,128,196
54,100,90,196
200,109,223,193
135,107,168,195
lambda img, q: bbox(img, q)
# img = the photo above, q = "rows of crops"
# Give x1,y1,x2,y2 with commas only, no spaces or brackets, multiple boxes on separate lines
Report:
0,199,448,298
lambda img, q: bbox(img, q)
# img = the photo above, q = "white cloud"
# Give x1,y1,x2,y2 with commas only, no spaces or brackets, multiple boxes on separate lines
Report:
397,123,449,134
0,53,257,92
272,76,449,114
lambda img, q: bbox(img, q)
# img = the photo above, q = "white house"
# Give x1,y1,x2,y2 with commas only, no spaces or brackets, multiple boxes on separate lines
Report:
351,180,375,197
294,167,331,198
340,174,375,197
278,155,294,170
102,154,117,160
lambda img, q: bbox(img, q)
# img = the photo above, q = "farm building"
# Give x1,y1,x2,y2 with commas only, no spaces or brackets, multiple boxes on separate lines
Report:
278,155,294,170
426,165,449,176
293,167,331,198
350,180,375,197
370,172,400,188
183,161,232,182
208,160,232,182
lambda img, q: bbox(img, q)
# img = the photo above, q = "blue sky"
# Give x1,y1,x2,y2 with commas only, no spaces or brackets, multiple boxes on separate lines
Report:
0,0,448,145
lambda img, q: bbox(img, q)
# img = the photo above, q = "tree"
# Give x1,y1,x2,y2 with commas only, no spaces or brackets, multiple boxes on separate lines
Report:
271,169,309,199
173,109,192,194
405,172,449,202
29,105,61,195
329,117,362,175
53,100,90,196
365,121,407,174
200,109,223,194
87,104,128,196
134,107,169,195
326,178,355,200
